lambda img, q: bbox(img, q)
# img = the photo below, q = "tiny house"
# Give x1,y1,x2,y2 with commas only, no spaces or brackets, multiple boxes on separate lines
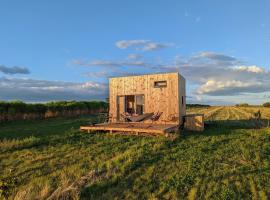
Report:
80,72,203,135
109,72,186,125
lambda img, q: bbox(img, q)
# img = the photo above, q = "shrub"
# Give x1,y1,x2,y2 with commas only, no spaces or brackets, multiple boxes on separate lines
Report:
263,102,270,107
8,101,27,114
235,103,249,107
26,103,47,113
0,101,9,114
186,104,210,108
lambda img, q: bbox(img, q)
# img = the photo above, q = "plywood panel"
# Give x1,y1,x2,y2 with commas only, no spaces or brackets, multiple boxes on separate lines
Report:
118,96,125,121
184,114,204,131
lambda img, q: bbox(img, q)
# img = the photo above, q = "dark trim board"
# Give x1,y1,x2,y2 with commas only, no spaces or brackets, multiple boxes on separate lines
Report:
80,123,179,136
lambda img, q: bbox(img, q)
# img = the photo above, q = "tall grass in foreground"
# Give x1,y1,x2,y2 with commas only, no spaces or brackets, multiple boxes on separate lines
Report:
0,107,270,199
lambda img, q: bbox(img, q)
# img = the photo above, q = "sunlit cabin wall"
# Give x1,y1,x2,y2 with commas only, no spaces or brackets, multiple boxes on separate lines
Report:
109,72,186,125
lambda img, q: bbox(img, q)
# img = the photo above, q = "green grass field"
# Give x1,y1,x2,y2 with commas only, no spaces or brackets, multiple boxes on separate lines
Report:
1,107,270,199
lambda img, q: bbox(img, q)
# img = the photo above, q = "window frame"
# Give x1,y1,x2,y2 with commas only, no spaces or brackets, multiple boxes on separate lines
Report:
154,80,167,88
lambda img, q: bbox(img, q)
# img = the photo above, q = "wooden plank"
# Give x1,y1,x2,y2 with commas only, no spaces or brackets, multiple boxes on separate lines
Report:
80,123,178,134
118,96,125,121
80,126,164,134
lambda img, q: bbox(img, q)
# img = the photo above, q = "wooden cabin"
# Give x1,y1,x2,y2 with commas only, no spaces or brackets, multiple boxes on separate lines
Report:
81,72,188,136
109,72,186,124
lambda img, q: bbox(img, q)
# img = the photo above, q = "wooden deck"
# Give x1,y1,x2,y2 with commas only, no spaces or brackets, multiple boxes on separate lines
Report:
80,122,179,136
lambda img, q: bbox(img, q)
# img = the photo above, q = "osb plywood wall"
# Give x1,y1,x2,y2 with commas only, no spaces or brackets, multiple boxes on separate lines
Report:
109,72,186,124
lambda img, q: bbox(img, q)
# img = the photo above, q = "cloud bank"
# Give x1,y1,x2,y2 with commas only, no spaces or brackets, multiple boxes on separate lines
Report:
0,65,30,75
72,51,270,102
0,77,108,102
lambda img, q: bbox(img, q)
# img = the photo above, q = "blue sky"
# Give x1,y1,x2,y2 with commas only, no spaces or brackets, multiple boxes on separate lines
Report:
0,0,270,104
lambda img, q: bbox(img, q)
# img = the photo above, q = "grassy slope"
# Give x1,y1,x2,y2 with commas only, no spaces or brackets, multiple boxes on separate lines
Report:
0,108,270,199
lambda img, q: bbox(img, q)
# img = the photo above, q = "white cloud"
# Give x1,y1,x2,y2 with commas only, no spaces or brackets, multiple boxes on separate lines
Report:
231,65,266,73
72,50,270,103
142,42,172,51
83,71,111,78
115,40,149,49
83,70,144,79
80,82,104,89
197,80,261,95
192,51,237,62
72,59,121,67
115,39,173,51
71,58,166,69
0,77,108,102
177,53,270,97
127,54,142,60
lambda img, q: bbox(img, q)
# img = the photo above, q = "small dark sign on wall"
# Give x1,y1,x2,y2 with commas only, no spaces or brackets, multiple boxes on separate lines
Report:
154,81,167,88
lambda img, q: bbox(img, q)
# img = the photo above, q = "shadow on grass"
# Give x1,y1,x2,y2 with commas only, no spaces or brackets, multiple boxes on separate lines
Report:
0,114,97,140
79,140,175,199
183,119,270,138
206,119,269,129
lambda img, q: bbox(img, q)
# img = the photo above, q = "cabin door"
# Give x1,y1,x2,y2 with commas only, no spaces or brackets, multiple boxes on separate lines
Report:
117,96,126,121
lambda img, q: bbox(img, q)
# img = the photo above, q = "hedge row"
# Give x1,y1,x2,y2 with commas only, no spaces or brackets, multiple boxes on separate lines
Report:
263,102,270,107
235,102,270,107
0,101,108,122
235,103,250,107
186,104,210,108
0,101,108,114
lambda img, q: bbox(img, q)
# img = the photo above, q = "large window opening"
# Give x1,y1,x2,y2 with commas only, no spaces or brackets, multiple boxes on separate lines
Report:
117,94,145,120
126,95,135,114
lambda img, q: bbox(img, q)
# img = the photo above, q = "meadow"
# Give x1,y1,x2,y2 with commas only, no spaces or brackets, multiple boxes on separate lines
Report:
1,106,270,199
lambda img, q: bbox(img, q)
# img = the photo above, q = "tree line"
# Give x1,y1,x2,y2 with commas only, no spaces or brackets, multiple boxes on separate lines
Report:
0,101,108,122
235,102,270,107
